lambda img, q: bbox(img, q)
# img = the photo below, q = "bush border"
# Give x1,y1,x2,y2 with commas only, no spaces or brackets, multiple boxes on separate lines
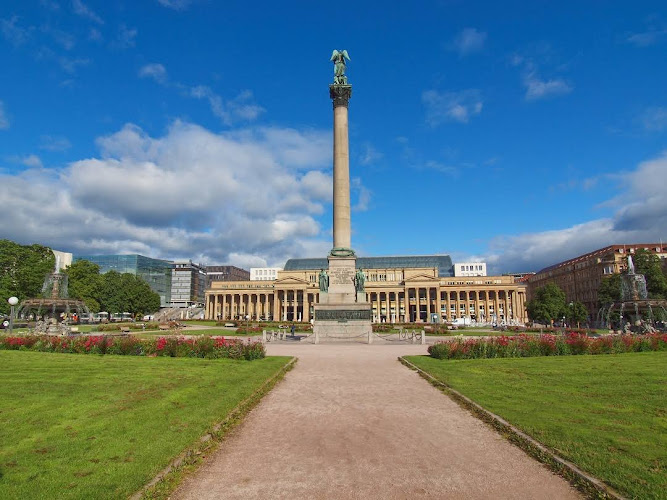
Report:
398,356,626,500
132,356,297,499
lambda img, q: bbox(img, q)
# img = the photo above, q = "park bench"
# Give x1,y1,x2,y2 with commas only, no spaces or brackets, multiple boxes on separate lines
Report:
120,326,131,334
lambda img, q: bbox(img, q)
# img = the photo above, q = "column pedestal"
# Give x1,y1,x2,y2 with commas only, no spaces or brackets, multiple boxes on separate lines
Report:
313,255,371,342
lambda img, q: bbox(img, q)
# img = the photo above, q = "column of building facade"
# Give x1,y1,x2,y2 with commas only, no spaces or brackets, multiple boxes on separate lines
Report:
294,290,299,321
507,290,512,320
378,292,383,321
205,295,212,319
472,290,479,320
453,288,461,318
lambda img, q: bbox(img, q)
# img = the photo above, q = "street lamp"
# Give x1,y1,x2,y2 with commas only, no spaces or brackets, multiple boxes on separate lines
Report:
7,296,19,335
569,302,574,328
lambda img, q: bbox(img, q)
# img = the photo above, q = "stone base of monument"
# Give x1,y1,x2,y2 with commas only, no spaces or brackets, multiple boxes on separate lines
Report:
325,255,357,303
312,303,372,343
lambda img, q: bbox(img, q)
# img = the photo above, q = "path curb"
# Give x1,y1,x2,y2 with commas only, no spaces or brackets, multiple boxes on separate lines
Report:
398,356,625,500
132,356,297,500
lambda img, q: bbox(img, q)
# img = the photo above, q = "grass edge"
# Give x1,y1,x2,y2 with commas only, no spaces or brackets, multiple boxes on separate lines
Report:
397,356,626,500
132,356,297,499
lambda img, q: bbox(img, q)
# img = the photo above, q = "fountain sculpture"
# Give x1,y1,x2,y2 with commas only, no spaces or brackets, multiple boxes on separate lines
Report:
598,255,667,332
16,255,90,330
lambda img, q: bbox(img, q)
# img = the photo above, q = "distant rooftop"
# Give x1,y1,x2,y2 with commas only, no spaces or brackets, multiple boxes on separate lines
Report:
284,255,454,277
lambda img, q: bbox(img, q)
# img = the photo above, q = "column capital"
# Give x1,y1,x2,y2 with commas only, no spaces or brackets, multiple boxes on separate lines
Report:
330,84,352,108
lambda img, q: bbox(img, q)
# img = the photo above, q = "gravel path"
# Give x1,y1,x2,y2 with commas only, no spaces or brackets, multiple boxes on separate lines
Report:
173,344,580,499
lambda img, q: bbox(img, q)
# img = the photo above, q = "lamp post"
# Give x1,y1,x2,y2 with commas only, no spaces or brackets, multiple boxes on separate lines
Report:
569,302,574,329
8,296,19,335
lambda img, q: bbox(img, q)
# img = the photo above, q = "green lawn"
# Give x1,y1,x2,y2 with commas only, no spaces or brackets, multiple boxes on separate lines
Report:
0,351,291,499
405,352,666,499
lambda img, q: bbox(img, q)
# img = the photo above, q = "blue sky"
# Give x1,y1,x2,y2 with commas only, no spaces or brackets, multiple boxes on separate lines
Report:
1,0,666,273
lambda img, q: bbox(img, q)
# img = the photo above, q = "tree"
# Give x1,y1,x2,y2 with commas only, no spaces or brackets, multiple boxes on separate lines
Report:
99,271,125,314
64,260,103,312
632,249,667,299
526,283,567,325
567,301,589,327
598,273,622,307
0,240,55,314
65,262,161,316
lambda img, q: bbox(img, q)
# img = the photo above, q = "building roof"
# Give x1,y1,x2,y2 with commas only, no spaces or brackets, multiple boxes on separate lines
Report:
533,243,667,276
284,255,454,277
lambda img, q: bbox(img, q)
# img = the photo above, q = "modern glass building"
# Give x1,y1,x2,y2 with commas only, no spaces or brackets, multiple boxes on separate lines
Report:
284,255,455,277
170,261,207,308
74,254,173,307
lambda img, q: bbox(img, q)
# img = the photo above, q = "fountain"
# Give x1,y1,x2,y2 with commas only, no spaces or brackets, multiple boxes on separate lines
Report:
16,254,90,332
598,255,667,332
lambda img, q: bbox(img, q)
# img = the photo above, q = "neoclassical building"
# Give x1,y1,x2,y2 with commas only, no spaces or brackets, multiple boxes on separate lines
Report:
205,256,527,324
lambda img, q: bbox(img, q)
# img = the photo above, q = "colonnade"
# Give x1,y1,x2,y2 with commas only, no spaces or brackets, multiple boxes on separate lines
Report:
206,285,527,324
206,289,320,322
365,287,526,323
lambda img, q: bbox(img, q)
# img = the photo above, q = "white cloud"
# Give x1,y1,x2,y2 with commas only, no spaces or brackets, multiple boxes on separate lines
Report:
485,151,667,273
626,23,667,47
139,63,264,125
39,135,71,151
111,24,137,49
58,56,90,74
157,0,192,9
422,89,482,125
423,160,458,176
190,85,264,125
1,16,33,46
88,27,102,41
512,52,573,101
42,25,75,50
0,120,334,267
0,101,9,130
71,0,103,24
139,63,168,85
351,177,371,212
641,107,667,131
451,28,486,56
523,72,572,101
21,154,43,168
359,144,383,166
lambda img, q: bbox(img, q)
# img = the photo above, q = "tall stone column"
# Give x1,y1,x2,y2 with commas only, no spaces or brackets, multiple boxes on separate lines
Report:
313,51,372,342
330,85,352,251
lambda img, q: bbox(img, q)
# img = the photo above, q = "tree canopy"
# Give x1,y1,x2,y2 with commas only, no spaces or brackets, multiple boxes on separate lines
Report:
65,261,161,315
526,283,589,325
598,273,622,307
0,240,55,314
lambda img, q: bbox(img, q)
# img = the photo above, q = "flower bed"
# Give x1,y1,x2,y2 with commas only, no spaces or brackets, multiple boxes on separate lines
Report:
0,335,265,360
428,332,667,360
